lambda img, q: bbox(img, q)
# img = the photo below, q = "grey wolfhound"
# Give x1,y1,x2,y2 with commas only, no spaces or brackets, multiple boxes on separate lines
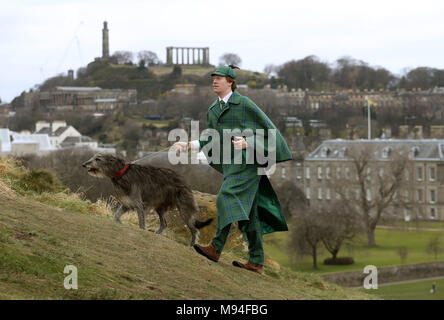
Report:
82,153,213,246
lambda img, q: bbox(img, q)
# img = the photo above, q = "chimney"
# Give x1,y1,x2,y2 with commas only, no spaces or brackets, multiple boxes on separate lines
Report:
68,69,74,80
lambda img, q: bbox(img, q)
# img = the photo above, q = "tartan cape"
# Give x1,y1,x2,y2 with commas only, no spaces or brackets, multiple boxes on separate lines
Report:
198,90,292,234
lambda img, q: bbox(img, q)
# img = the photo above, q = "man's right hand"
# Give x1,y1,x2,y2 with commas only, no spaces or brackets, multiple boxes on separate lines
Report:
173,142,189,152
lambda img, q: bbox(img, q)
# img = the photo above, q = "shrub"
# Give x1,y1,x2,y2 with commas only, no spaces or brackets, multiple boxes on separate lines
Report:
323,257,354,265
17,169,64,194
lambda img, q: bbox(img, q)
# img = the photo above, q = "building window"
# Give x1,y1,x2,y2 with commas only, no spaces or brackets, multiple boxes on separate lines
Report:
379,167,385,178
404,209,411,222
430,190,436,204
417,167,423,181
430,208,436,219
317,167,323,180
306,167,311,180
345,167,350,180
296,168,302,179
355,189,360,200
318,188,322,200
281,167,286,179
429,167,436,182
417,189,423,202
306,187,311,199
336,167,341,179
366,189,372,201
326,188,331,200
366,167,371,181
326,167,331,180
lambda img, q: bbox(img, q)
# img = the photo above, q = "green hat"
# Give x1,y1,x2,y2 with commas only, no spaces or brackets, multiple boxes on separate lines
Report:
211,65,237,79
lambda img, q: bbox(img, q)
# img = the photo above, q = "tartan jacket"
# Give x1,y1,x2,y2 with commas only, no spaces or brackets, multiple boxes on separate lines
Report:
198,90,292,234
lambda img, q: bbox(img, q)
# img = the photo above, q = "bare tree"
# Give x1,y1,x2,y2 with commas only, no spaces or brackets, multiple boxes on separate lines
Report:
319,201,360,261
218,53,242,67
326,144,412,247
426,236,443,260
289,206,326,269
263,64,279,77
111,51,134,64
137,50,160,66
397,246,408,264
274,180,307,217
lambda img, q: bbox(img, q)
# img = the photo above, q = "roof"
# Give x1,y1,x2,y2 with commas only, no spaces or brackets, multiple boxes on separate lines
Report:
53,126,69,136
55,86,101,92
36,127,52,134
11,133,54,151
60,136,96,147
0,128,11,152
306,139,444,162
95,98,117,103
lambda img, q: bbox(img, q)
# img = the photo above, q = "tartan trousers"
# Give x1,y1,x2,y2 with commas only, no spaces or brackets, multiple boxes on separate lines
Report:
211,189,264,265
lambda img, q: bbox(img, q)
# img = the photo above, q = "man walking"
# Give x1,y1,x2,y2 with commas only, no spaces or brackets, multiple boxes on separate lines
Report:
174,65,292,275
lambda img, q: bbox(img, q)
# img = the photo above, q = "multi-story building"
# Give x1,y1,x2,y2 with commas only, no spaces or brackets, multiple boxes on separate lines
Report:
24,86,137,112
298,139,444,221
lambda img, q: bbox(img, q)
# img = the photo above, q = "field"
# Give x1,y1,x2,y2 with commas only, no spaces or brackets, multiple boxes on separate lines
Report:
360,278,444,300
263,224,444,274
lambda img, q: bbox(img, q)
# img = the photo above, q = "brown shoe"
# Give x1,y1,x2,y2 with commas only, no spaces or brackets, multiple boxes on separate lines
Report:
193,242,220,262
232,261,263,275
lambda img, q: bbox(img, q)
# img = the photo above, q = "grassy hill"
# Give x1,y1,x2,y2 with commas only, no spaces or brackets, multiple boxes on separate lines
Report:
0,157,376,300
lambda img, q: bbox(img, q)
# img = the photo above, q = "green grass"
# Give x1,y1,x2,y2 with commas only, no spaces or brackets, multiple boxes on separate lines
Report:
0,194,377,300
263,226,444,275
359,278,444,300
0,157,376,300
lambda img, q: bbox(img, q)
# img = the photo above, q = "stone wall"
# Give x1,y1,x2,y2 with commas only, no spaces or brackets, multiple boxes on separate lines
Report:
320,261,444,287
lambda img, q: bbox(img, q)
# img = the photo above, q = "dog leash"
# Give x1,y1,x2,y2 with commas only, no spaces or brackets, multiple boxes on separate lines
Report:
130,146,180,164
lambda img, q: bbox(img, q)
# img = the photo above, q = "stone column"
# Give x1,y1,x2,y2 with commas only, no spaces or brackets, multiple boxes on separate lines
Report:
102,21,109,59
187,48,190,64
181,48,184,65
192,48,195,64
198,48,201,64
166,47,172,64
175,48,178,65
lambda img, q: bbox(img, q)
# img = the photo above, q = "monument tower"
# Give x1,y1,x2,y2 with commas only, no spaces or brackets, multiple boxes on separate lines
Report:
102,21,109,59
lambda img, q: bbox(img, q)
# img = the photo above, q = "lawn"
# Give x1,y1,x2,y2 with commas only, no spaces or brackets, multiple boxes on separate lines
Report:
263,226,444,275
359,278,444,300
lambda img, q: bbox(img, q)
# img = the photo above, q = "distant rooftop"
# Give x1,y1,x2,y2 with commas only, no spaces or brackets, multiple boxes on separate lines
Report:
55,86,102,91
307,139,444,162
95,98,117,102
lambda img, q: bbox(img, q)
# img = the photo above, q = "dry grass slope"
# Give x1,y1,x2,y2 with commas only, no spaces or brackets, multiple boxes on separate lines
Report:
0,157,378,300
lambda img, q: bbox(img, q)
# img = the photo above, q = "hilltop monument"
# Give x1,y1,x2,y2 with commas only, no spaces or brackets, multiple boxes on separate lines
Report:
102,21,110,59
166,47,211,66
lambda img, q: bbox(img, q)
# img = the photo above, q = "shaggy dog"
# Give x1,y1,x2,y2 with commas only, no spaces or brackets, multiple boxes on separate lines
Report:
82,153,212,246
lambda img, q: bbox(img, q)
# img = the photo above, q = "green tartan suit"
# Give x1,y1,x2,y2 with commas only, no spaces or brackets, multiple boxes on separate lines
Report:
198,90,292,265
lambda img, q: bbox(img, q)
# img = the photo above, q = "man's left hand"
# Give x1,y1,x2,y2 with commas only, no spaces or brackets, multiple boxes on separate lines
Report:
232,136,248,150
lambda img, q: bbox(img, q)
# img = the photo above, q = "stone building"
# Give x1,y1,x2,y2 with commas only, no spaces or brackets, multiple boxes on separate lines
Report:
300,139,444,221
28,86,137,112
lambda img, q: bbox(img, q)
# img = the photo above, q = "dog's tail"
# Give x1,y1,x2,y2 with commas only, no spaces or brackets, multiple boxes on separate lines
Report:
194,218,213,229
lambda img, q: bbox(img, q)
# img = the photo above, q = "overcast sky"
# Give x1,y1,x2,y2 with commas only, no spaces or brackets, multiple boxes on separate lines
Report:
1,0,444,102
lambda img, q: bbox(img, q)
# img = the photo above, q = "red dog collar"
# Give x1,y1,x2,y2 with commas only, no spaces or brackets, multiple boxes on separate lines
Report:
114,164,131,178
